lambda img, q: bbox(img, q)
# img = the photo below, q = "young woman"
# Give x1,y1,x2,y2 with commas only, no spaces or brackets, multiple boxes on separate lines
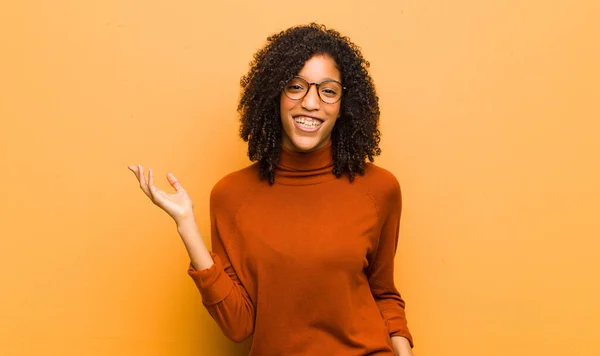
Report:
129,23,414,356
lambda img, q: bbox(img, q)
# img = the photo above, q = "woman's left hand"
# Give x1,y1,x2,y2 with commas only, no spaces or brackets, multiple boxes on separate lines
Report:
391,336,413,356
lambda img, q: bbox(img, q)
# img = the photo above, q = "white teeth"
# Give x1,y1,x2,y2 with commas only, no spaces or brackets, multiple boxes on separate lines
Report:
294,117,322,127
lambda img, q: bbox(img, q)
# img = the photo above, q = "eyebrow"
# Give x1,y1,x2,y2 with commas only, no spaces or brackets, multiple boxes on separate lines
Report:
296,75,342,83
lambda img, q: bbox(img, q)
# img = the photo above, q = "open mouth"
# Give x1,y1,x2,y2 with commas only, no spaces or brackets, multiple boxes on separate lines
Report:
293,116,323,130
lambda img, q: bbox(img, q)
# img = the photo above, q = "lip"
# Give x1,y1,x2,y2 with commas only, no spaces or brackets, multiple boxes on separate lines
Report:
292,115,323,133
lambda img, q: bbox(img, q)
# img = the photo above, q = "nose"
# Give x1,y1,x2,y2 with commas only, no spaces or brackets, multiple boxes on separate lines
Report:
301,84,321,111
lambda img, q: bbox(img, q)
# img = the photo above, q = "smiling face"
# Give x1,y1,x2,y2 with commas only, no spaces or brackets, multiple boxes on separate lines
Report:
280,54,342,152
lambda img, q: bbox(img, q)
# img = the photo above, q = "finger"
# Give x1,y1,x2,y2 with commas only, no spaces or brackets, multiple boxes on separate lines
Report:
138,164,151,197
166,172,185,192
148,168,157,196
128,165,140,180
138,164,146,185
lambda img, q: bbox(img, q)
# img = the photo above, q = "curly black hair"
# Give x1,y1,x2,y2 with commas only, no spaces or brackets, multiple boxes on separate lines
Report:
238,23,381,184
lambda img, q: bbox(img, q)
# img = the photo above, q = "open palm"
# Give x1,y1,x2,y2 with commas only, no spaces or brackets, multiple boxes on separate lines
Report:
128,164,194,223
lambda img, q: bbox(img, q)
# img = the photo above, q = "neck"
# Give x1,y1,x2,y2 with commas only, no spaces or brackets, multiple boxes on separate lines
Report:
274,140,336,185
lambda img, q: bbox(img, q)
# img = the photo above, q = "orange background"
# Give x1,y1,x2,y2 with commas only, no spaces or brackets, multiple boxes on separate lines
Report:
1,1,599,355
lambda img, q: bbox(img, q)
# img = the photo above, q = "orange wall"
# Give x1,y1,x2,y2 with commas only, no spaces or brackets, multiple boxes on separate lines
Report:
1,1,599,355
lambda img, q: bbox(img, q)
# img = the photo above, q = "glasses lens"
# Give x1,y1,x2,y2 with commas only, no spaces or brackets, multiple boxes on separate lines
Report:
284,77,308,100
318,81,343,104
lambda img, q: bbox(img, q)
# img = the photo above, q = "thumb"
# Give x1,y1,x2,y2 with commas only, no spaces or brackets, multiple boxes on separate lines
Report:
166,172,184,192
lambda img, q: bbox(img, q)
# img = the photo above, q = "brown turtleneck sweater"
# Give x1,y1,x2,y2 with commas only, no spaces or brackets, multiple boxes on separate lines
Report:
188,141,413,355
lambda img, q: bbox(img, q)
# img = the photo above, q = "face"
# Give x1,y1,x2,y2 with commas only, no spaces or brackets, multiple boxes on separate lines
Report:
280,54,342,152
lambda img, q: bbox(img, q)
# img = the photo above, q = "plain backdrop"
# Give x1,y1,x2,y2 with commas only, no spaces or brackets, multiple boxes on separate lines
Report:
1,0,599,355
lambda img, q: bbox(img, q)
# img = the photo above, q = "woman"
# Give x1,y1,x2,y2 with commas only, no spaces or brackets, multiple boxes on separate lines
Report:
129,23,414,356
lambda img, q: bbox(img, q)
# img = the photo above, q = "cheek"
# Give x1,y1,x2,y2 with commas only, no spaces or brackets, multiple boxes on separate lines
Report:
326,103,341,119
279,95,295,115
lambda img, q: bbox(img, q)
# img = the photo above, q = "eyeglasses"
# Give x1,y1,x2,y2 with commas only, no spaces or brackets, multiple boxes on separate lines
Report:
283,76,345,104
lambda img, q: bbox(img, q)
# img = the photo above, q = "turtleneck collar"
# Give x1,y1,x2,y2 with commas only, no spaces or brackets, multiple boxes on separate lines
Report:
275,140,336,185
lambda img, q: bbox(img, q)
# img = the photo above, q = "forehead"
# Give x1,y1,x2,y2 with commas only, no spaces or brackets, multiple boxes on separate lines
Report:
297,54,341,82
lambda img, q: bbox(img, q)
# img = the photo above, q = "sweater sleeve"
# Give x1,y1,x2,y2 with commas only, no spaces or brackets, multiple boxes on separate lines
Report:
366,178,414,348
187,191,255,343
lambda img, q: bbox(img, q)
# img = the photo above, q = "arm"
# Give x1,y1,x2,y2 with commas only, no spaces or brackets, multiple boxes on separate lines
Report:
366,178,414,349
391,336,413,356
177,217,214,270
186,190,255,343
127,165,254,341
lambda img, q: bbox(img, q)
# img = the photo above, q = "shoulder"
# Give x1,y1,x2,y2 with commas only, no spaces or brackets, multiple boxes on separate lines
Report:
210,163,263,209
353,162,401,210
358,163,400,193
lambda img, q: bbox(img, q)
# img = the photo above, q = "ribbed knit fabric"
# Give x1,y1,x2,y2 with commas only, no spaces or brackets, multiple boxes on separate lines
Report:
188,141,413,355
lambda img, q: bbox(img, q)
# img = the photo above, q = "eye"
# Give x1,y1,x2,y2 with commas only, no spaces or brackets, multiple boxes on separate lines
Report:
285,81,306,93
319,84,340,97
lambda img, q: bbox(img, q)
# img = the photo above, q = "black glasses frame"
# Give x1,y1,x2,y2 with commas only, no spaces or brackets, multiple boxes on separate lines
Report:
283,76,346,104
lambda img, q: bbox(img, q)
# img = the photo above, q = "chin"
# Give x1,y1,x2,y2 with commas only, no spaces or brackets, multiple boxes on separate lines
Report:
288,136,325,153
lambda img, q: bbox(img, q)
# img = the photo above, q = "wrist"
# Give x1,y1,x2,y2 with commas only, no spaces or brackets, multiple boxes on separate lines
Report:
176,214,197,229
391,335,411,349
